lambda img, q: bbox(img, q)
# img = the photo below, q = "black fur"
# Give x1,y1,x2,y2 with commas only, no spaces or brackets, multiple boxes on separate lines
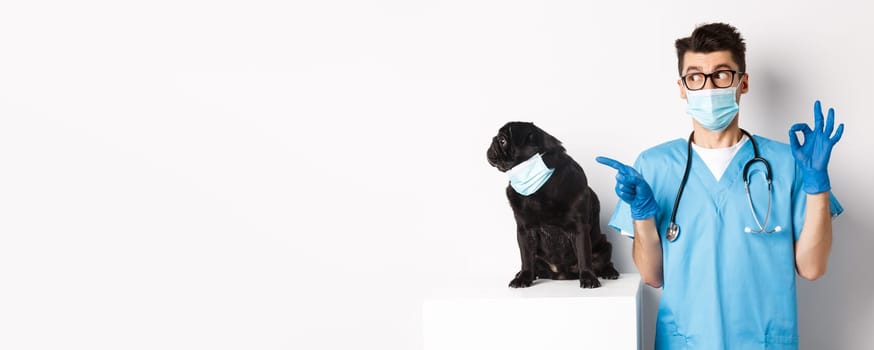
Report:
487,122,619,288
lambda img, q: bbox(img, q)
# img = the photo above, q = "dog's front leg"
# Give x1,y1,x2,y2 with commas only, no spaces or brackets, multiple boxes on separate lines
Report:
575,224,601,288
509,227,536,288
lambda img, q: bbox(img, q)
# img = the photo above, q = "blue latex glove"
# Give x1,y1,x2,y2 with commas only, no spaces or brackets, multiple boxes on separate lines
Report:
596,156,659,220
789,100,845,194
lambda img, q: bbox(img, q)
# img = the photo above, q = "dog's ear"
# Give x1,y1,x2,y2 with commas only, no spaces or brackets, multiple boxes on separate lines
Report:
526,132,537,145
507,122,534,148
531,125,565,153
541,131,564,152
506,121,565,154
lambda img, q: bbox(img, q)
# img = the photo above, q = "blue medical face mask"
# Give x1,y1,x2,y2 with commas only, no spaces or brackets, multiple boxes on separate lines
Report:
685,84,740,132
507,153,554,196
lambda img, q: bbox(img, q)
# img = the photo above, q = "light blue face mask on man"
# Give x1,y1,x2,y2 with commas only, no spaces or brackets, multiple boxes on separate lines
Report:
507,153,555,196
685,84,740,132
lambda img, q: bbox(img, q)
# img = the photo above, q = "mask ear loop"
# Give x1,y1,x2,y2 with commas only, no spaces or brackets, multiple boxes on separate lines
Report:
737,72,746,93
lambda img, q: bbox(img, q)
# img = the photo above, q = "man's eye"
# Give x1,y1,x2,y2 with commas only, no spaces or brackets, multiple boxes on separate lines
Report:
689,74,703,82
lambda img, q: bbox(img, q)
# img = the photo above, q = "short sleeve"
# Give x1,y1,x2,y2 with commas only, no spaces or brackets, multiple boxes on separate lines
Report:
608,200,634,238
607,156,646,239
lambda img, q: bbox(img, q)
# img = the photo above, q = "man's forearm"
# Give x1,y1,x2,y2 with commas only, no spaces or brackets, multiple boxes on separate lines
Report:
633,218,664,287
795,192,832,280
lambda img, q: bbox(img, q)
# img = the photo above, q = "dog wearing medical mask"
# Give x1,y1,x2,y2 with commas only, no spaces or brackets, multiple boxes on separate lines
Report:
487,122,619,288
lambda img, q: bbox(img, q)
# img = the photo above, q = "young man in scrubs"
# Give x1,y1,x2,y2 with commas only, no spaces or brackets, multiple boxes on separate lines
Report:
596,23,844,349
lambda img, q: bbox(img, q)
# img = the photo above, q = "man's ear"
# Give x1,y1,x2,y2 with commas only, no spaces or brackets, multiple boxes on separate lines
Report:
678,78,687,99
739,73,750,94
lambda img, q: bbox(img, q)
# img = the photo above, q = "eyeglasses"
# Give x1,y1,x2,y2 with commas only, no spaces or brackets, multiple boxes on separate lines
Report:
681,70,744,91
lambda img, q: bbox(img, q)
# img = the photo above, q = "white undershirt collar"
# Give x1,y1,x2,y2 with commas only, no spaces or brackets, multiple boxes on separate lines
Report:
691,134,749,181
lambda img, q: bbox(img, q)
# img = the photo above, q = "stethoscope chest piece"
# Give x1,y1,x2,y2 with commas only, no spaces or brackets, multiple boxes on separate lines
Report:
666,222,680,242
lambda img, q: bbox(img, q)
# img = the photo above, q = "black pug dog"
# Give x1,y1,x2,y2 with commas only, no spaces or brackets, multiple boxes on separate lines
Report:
487,122,619,288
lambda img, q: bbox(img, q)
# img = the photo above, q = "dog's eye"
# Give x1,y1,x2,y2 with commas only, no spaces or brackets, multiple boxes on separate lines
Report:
499,138,507,147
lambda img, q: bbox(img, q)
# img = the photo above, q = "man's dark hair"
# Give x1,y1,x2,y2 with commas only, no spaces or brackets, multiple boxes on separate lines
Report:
675,22,746,76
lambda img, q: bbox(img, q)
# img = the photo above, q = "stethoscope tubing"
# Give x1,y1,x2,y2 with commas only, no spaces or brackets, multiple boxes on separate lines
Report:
667,129,779,242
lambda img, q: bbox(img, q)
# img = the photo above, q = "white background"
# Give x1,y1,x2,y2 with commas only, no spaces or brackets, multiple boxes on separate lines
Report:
1,1,872,349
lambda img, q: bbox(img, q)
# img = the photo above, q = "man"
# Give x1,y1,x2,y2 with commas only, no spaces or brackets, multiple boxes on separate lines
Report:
596,23,844,349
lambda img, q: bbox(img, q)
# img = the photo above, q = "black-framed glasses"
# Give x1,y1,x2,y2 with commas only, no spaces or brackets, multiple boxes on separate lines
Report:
681,70,744,91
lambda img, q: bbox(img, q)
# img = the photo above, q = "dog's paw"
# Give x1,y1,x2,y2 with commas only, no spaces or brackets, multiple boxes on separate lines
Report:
579,271,601,289
509,270,534,288
598,266,620,280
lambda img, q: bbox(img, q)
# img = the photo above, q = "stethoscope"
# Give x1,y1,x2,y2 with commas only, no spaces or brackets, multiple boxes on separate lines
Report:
665,129,782,242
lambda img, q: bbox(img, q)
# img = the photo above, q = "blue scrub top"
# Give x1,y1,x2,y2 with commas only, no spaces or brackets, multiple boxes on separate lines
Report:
608,135,843,350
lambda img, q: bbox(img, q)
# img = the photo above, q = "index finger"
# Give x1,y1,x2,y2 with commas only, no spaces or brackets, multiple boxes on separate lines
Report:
596,156,629,172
